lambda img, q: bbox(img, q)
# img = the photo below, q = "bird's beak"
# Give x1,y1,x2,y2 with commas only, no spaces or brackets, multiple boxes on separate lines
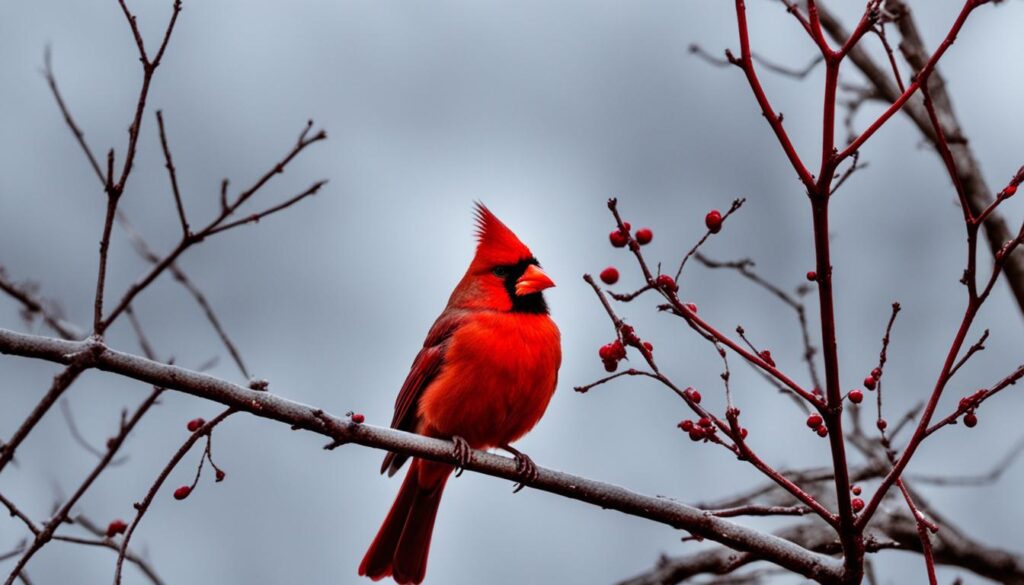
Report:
515,264,555,296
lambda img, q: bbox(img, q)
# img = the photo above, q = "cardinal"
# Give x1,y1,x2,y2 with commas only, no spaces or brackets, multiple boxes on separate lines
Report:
359,203,561,584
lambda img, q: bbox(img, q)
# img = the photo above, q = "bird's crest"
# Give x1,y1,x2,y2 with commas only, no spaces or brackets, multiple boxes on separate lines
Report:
472,202,533,267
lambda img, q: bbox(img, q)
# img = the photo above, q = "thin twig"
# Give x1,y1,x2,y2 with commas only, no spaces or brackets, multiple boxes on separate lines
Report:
114,409,234,584
59,400,129,465
155,110,190,236
0,268,82,340
675,198,745,281
5,387,163,585
117,213,251,378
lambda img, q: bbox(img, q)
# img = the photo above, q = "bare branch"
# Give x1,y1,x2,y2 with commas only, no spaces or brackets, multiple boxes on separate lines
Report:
911,434,1024,487
0,326,842,582
117,213,251,378
0,268,82,340
59,400,129,465
114,409,233,584
56,515,164,585
41,47,104,185
689,44,824,80
817,0,1024,316
155,110,190,236
204,180,328,237
0,363,87,474
4,386,163,584
695,254,822,393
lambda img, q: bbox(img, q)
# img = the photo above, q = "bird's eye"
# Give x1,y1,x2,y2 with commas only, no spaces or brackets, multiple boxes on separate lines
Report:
492,266,509,277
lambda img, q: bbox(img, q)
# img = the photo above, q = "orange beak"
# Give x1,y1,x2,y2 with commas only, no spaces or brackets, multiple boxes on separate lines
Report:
515,264,555,296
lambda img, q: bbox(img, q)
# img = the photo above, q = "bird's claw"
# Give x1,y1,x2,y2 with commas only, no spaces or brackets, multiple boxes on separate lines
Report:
451,435,471,477
501,444,537,493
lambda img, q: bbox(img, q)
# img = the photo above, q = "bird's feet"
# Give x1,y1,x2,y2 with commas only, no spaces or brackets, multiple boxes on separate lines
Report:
452,435,471,477
501,444,537,493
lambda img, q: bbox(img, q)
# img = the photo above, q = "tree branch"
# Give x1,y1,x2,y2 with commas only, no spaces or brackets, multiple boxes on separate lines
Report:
0,326,842,582
816,0,1024,317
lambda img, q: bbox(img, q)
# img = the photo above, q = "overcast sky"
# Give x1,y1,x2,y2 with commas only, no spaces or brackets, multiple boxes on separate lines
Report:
2,1,1024,584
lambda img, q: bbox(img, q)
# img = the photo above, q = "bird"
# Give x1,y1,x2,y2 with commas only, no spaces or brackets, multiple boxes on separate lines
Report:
359,203,561,584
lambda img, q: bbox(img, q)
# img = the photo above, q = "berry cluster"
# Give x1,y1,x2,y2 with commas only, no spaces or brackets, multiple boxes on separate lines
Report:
684,387,702,404
597,324,656,372
597,339,627,372
607,223,654,249
958,389,988,429
851,483,866,514
806,414,828,437
677,417,716,442
863,367,881,390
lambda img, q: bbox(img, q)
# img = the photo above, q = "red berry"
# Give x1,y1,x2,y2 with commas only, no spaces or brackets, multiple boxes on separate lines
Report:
698,417,712,428
603,359,618,373
806,414,823,428
863,376,876,390
688,428,705,441
599,266,620,285
655,274,678,292
816,425,828,437
871,368,881,379
598,344,612,360
186,418,206,432
685,388,702,404
1005,184,1018,197
351,413,365,424
679,420,694,432
806,271,817,282
964,412,978,428
705,210,723,233
849,389,864,404
622,222,631,232
609,230,629,248
642,341,653,352
610,340,626,360
173,486,192,500
852,498,865,512
851,485,862,496
215,469,226,482
877,418,888,431
635,228,653,245
105,519,128,538
684,303,698,314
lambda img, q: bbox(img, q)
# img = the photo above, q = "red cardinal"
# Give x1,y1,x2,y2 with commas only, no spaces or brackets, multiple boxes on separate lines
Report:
359,203,561,584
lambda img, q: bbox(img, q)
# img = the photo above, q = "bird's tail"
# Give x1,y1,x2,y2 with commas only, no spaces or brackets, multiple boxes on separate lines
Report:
359,459,452,584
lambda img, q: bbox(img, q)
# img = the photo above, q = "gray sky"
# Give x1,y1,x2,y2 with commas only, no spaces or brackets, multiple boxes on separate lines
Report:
2,1,1023,584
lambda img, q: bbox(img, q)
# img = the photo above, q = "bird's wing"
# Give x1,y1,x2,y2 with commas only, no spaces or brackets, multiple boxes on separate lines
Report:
381,310,463,476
